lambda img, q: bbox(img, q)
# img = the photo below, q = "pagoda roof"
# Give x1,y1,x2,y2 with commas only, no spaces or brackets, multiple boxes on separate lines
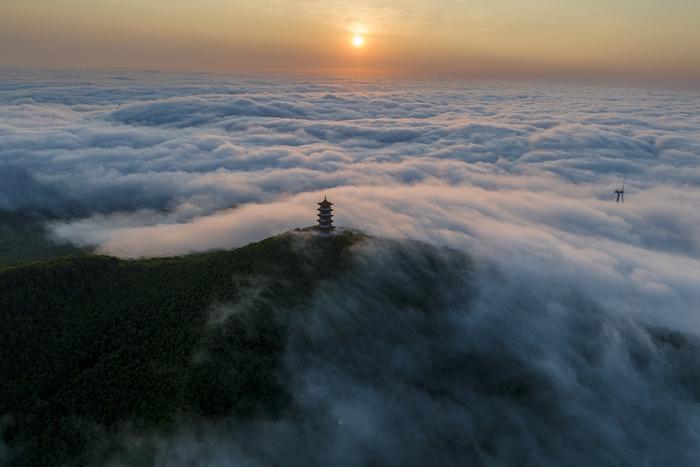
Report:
318,196,333,207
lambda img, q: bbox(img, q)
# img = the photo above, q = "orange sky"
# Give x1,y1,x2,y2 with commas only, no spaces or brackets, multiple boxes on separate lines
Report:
1,0,698,83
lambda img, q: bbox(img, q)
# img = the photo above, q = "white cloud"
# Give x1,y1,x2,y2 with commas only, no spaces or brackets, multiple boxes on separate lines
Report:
3,71,700,464
2,71,699,306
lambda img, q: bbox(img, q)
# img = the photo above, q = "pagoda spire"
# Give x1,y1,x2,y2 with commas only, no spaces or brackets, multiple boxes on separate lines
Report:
317,196,335,234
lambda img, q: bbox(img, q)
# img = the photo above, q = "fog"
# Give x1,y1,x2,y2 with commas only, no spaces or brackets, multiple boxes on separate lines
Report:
101,236,700,466
2,71,700,465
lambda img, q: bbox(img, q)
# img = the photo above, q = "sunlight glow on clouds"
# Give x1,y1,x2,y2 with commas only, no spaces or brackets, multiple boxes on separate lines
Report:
0,75,698,298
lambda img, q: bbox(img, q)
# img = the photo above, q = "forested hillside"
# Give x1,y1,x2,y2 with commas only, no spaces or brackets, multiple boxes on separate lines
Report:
0,230,363,466
0,215,86,270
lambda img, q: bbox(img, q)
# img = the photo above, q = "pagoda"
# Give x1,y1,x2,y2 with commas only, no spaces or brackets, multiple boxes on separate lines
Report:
317,196,335,234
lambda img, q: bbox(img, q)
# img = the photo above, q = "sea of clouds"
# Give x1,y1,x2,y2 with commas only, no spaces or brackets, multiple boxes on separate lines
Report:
2,71,700,465
2,71,699,323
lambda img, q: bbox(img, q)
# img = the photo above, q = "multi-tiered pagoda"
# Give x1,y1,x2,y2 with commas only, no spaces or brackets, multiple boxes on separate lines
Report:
317,196,335,234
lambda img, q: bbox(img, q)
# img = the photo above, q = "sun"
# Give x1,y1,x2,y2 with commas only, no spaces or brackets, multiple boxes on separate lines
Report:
352,34,365,48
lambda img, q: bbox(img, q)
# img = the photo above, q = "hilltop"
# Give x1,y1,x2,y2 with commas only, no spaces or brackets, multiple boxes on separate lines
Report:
1,229,477,466
2,228,699,467
0,229,370,465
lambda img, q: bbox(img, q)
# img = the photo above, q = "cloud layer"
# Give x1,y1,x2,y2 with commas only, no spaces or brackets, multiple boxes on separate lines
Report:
2,72,699,314
2,71,700,464
102,236,700,466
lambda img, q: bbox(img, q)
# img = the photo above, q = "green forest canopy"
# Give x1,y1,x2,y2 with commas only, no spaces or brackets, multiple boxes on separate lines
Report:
0,229,363,466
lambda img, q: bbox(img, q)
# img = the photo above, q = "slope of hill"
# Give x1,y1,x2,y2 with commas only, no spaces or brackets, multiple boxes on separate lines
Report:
4,228,698,467
0,216,86,270
0,229,367,466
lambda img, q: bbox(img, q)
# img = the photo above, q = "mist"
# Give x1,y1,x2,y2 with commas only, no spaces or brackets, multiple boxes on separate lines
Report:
94,235,700,466
2,71,700,465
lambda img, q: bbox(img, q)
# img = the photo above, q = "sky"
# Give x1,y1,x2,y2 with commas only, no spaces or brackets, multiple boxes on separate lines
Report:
1,0,699,83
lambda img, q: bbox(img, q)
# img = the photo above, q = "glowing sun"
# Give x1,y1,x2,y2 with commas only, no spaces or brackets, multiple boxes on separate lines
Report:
352,35,365,48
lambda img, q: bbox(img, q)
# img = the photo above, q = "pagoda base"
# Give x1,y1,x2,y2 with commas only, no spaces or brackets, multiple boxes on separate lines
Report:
317,227,336,236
